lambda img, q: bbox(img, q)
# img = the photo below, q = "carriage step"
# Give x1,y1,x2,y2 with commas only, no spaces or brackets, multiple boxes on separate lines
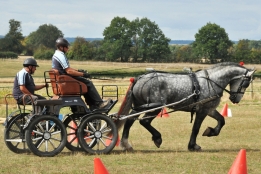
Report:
92,99,118,113
6,139,24,142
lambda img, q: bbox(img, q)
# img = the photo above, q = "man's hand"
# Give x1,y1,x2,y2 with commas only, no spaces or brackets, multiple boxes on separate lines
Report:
83,72,91,78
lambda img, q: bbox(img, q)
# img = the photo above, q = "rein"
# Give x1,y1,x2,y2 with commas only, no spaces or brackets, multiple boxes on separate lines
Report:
199,69,249,96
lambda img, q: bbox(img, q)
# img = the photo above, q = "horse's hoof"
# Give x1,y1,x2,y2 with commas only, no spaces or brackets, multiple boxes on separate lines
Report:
188,144,202,151
202,127,214,136
153,138,162,148
123,147,134,152
120,140,134,152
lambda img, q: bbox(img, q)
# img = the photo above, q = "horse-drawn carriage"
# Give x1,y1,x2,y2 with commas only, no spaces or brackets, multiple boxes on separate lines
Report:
3,62,255,157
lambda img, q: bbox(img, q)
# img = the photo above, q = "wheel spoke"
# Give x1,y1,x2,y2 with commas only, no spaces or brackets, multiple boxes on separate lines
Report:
32,136,43,142
68,136,77,144
102,135,111,140
48,139,56,149
67,124,76,131
83,128,93,134
33,130,43,136
45,120,49,131
99,138,107,146
9,129,20,134
14,121,21,128
96,140,100,150
101,127,112,134
37,123,45,132
36,139,45,148
51,130,61,136
50,137,62,142
88,138,96,147
99,122,107,131
49,123,56,132
87,122,96,132
84,135,94,140
45,140,48,151
9,134,20,139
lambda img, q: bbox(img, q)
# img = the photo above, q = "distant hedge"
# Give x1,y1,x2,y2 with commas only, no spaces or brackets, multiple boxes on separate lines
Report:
0,52,18,59
33,49,53,60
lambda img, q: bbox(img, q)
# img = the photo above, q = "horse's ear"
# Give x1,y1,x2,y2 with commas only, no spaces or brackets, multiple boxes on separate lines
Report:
246,69,256,77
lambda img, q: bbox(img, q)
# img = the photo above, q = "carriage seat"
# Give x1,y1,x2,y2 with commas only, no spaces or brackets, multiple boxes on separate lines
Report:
49,69,88,95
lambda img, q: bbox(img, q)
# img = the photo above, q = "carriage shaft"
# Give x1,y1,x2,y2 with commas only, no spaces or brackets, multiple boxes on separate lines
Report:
119,93,196,120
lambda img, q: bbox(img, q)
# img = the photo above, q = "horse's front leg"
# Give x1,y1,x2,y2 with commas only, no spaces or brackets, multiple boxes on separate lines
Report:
120,110,139,151
202,109,225,137
188,112,207,151
139,110,162,148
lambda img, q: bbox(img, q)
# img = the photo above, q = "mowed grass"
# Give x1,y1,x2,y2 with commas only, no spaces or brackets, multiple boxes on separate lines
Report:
0,58,261,173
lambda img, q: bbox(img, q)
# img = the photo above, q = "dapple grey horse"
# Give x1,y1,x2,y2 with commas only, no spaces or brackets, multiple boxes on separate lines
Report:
116,62,255,151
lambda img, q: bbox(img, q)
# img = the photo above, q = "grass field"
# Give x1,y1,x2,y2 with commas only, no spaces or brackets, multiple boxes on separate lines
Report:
0,58,261,173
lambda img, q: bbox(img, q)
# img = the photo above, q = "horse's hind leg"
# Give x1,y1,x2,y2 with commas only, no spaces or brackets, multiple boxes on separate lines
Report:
202,109,225,137
120,110,140,151
139,110,162,148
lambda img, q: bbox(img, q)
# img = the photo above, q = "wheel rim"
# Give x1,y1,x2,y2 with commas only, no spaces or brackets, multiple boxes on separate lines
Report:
78,114,117,154
4,114,30,153
26,116,66,157
32,120,61,149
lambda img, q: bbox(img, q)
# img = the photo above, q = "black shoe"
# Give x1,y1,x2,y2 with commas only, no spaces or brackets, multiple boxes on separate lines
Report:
98,98,113,109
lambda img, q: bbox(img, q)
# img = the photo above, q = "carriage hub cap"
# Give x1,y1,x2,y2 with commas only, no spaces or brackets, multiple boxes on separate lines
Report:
43,132,51,140
94,131,102,138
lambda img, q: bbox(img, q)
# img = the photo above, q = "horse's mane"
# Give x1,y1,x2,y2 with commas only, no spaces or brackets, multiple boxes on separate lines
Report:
140,62,245,78
208,62,244,69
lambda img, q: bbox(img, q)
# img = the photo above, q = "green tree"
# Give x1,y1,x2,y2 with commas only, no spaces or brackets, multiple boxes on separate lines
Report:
0,19,24,54
193,22,233,63
25,24,63,55
67,37,93,60
91,40,106,61
133,18,171,62
233,39,251,63
248,40,261,50
250,49,261,64
103,17,133,62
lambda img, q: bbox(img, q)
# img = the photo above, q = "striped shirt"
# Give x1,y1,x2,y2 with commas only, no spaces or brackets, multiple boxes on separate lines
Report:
52,50,70,75
12,68,35,100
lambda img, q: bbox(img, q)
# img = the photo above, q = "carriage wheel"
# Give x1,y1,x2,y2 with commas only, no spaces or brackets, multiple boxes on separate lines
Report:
63,114,83,151
77,114,118,154
4,113,30,153
25,115,66,157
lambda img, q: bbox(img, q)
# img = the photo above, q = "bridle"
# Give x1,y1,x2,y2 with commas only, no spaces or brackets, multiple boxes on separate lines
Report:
201,69,252,103
228,70,252,102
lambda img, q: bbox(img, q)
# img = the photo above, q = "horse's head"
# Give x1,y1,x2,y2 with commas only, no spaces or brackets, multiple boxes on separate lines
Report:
229,68,255,103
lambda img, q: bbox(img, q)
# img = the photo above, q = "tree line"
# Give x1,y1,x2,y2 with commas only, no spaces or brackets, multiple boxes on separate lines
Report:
0,18,261,64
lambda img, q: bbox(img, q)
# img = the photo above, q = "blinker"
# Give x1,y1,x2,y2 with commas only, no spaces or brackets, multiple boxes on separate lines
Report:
241,80,250,88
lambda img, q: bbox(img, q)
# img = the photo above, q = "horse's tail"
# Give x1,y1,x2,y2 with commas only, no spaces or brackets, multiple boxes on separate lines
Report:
114,78,135,131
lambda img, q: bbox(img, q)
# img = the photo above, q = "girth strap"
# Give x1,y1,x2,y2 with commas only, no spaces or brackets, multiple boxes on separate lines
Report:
189,72,200,123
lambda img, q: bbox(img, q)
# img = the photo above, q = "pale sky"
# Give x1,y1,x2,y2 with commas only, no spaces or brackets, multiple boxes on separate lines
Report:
1,0,261,41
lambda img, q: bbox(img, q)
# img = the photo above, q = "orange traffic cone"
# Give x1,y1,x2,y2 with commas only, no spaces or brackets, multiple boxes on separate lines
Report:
68,121,78,143
157,108,169,118
94,158,109,174
228,149,247,174
105,133,120,146
221,103,228,117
